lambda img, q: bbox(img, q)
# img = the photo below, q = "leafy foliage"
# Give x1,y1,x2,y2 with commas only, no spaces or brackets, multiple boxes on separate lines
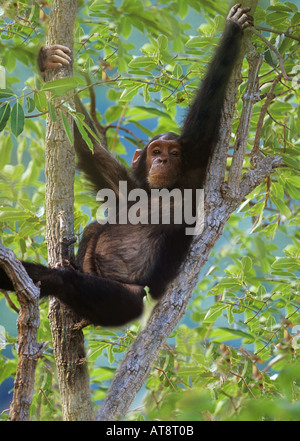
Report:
0,0,299,421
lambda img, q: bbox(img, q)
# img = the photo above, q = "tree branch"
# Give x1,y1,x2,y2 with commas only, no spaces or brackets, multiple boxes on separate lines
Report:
256,25,300,43
0,243,42,421
226,40,263,199
239,155,284,201
251,74,282,162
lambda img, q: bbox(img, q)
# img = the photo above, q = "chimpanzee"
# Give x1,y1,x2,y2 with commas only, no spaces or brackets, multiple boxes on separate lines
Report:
0,5,253,326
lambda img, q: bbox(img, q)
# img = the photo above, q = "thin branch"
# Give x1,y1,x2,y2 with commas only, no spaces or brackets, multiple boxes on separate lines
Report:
230,371,256,399
105,124,144,144
256,25,300,43
161,70,196,103
262,354,288,374
245,292,277,324
252,74,282,160
239,155,284,202
25,74,173,120
0,289,20,314
154,367,177,391
252,28,290,81
226,41,263,199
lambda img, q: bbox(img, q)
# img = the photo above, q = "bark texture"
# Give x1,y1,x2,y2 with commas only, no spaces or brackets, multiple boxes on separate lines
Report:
0,244,41,421
44,0,93,421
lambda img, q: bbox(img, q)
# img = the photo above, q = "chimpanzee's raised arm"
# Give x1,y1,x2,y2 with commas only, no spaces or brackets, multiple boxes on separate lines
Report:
179,4,253,169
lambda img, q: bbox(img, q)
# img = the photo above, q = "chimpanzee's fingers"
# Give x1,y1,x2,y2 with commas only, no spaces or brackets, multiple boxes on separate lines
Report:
239,7,251,13
50,54,71,66
52,49,71,64
44,61,63,69
49,45,71,54
239,12,254,29
240,13,249,23
44,52,71,70
233,7,251,21
228,3,240,19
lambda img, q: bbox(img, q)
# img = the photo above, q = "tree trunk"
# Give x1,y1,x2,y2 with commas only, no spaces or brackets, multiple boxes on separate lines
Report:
44,0,93,421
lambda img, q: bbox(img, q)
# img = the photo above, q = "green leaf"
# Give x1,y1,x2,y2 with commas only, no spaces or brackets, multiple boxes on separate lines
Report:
19,238,27,255
227,305,234,325
203,304,227,323
105,105,123,124
282,156,300,170
21,160,40,186
185,36,203,48
89,0,109,12
216,277,242,289
0,88,15,99
128,119,153,137
271,257,299,270
48,101,57,123
29,2,40,21
291,11,300,25
107,344,115,364
128,56,156,70
242,256,253,275
0,207,30,222
285,175,300,188
186,36,216,49
60,110,74,145
42,77,85,97
34,91,48,112
210,327,255,343
286,183,300,200
73,116,93,152
270,196,291,218
0,134,13,170
10,102,24,137
158,34,168,51
118,56,128,73
119,16,132,39
262,222,278,238
143,84,150,103
0,103,11,131
178,0,189,19
266,11,291,29
120,84,142,101
26,96,35,113
173,64,183,79
73,112,102,145
268,4,295,12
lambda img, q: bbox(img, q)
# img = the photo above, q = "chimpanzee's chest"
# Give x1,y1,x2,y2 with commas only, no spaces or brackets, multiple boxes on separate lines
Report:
78,221,189,287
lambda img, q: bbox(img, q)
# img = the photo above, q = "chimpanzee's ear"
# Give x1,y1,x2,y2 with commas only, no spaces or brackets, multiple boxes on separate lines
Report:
132,149,142,168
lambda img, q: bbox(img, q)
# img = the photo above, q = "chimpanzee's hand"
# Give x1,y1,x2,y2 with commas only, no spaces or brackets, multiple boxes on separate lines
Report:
38,45,71,72
227,3,254,30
